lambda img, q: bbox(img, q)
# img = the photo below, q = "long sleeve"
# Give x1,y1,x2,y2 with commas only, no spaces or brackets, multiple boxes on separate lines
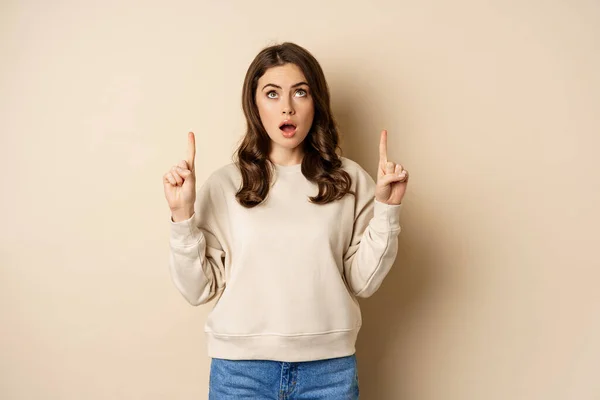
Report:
168,177,227,306
343,171,402,298
164,158,407,361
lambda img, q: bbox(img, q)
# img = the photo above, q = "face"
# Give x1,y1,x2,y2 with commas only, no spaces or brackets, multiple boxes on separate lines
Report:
255,63,315,161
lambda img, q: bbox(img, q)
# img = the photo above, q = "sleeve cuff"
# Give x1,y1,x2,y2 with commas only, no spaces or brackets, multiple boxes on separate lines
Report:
169,213,204,247
369,199,402,233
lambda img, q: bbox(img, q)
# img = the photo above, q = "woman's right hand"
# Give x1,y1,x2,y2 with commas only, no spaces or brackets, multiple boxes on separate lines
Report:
163,132,196,222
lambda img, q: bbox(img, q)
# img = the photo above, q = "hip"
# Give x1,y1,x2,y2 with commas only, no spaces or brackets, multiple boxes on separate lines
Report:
208,353,359,400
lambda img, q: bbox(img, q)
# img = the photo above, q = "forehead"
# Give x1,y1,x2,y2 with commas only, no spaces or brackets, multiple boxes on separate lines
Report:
257,63,307,86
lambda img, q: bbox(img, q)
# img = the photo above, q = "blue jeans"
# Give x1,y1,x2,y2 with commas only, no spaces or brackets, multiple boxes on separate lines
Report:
208,354,359,399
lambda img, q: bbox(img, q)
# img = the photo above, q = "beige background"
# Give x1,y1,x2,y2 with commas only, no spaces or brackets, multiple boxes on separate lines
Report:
1,0,599,399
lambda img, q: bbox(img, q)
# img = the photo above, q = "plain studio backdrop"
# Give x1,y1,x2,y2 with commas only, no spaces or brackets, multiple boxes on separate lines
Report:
1,1,599,399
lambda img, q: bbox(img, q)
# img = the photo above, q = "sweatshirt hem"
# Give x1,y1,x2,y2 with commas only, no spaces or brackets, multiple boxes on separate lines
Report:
205,327,360,362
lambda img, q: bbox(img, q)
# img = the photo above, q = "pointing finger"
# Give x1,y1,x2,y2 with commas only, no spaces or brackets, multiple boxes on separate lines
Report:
379,129,388,165
187,131,196,171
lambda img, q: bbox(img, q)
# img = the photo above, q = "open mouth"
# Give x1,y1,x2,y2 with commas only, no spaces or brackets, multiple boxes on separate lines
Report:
279,121,297,134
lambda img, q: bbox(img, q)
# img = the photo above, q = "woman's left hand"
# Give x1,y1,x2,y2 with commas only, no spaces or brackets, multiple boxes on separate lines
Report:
375,130,409,205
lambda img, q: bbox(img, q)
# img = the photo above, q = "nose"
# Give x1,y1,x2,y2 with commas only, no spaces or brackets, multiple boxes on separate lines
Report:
281,96,295,116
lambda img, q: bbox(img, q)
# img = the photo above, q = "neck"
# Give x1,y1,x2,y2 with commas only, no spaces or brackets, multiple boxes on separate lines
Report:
269,147,304,166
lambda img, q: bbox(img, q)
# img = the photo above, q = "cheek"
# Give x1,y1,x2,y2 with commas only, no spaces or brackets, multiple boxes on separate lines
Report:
256,99,276,122
256,99,276,118
294,97,313,112
300,100,315,121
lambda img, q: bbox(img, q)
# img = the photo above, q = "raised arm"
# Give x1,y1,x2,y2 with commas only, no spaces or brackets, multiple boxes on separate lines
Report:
343,130,409,298
164,132,226,305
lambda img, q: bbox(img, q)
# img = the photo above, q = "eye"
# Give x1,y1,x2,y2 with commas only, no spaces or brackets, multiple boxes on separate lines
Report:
295,89,308,97
266,91,278,99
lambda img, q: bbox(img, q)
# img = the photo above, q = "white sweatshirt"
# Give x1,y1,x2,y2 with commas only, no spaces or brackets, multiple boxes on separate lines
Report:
168,156,402,362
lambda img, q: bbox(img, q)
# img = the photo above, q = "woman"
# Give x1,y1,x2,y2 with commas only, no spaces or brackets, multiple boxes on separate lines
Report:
163,42,409,399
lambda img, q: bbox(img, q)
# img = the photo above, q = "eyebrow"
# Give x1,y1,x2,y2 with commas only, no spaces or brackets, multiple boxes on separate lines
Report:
261,82,309,91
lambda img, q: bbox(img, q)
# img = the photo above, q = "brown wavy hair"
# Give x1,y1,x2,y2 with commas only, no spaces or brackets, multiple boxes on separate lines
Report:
234,42,354,208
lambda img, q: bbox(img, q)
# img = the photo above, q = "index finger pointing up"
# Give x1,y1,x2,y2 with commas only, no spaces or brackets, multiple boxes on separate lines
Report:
379,129,388,164
187,131,196,170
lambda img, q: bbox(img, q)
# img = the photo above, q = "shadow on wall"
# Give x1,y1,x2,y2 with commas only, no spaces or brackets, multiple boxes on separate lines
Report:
332,78,446,399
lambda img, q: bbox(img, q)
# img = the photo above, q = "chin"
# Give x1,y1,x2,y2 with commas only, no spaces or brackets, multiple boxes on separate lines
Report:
270,130,309,146
276,139,303,149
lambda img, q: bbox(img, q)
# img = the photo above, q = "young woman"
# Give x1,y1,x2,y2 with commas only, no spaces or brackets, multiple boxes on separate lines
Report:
163,42,409,399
